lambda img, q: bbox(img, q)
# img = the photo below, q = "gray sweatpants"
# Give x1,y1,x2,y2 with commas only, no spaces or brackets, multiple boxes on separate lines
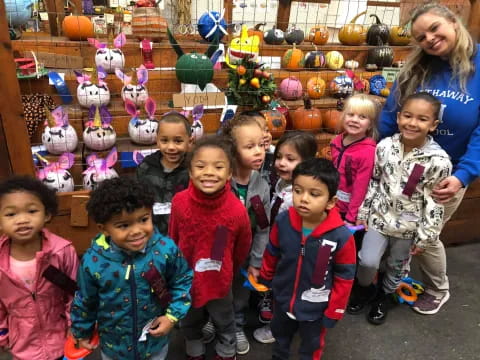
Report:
357,228,414,294
180,291,236,358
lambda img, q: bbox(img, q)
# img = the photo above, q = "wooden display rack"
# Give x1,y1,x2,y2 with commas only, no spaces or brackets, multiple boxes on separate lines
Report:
1,1,480,254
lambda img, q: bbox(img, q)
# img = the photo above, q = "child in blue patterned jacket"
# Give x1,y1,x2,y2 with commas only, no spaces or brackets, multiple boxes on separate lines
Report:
70,177,193,360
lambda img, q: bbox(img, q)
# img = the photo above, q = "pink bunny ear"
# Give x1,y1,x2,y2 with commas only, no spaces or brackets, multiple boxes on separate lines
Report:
58,152,75,170
125,99,139,117
105,147,118,168
114,33,127,49
36,168,46,180
115,68,131,85
88,38,106,49
74,70,90,84
86,153,98,167
137,65,148,85
133,150,144,165
145,98,156,119
97,66,107,80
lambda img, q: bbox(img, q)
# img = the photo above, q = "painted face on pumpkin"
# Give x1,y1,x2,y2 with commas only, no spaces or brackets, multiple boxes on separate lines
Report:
122,84,149,106
226,25,260,67
83,126,116,151
77,82,111,108
41,170,75,193
42,125,78,155
129,119,158,145
95,48,125,73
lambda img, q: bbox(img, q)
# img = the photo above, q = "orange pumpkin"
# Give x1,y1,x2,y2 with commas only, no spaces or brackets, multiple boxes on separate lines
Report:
62,15,94,40
315,132,335,159
306,76,326,99
291,97,322,131
389,26,411,46
308,25,329,45
261,109,287,139
248,23,266,42
322,109,342,133
338,11,367,45
282,44,305,71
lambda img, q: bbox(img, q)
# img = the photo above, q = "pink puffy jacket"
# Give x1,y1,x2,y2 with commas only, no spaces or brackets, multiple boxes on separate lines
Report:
0,229,79,360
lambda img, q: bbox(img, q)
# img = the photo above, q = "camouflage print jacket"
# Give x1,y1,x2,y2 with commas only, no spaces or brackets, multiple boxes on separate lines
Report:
136,151,189,235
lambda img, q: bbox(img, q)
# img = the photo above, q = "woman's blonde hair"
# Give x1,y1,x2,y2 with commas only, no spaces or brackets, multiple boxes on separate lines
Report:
341,94,380,140
395,3,475,106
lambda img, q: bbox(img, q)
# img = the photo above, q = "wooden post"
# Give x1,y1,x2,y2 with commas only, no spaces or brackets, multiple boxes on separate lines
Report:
468,0,480,42
44,0,66,36
0,0,35,176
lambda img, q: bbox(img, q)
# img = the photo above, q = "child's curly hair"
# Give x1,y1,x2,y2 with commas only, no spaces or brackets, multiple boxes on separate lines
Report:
220,114,263,156
0,176,58,216
87,177,154,224
187,135,234,171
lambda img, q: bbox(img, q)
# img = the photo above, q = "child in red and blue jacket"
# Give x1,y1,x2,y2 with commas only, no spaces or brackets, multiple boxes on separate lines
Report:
259,158,356,360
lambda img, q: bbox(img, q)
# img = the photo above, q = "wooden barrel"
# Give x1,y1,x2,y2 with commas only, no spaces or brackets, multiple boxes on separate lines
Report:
131,7,168,41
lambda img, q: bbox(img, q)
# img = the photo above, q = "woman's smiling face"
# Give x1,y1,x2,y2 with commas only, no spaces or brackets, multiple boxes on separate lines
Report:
412,12,457,59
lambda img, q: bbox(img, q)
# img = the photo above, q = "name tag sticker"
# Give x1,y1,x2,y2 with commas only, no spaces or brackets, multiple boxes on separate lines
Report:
195,258,222,272
401,211,420,222
153,202,171,215
301,287,330,303
336,190,351,203
138,318,156,342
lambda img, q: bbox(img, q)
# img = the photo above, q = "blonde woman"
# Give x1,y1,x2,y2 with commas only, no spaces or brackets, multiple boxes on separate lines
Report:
379,4,480,315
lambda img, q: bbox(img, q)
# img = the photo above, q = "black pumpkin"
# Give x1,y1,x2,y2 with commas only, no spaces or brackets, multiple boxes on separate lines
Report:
304,46,325,69
285,27,304,45
264,25,284,45
366,14,389,46
366,45,394,68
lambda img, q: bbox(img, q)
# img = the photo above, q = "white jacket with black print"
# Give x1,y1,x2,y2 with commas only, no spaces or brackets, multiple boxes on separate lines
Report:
357,134,452,249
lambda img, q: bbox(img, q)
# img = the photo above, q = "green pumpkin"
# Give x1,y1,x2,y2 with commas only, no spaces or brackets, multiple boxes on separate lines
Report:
176,52,214,91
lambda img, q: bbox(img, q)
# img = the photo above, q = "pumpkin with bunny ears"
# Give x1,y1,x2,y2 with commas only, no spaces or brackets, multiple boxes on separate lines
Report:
35,152,75,193
115,65,149,106
41,106,78,155
82,147,119,190
88,33,126,73
125,97,158,145
75,67,110,108
83,105,116,151
182,104,204,141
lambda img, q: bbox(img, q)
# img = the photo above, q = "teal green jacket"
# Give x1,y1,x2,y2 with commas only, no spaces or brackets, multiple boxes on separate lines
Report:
71,232,192,360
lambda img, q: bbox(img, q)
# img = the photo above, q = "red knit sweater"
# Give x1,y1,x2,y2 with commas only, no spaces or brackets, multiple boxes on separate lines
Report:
169,181,252,308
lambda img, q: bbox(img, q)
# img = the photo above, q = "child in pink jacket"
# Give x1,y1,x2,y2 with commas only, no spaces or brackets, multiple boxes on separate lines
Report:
0,176,79,360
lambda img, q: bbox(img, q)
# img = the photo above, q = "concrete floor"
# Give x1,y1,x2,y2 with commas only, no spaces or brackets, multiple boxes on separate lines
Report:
2,243,479,360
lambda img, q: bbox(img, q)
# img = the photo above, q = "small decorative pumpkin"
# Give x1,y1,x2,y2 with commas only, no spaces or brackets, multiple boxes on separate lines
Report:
125,98,158,145
285,26,304,45
248,23,266,42
369,75,387,96
322,109,342,133
329,75,354,98
345,60,359,70
88,33,126,73
282,44,305,70
366,14,390,46
115,66,149,106
279,76,303,100
308,25,329,45
62,15,94,40
306,76,326,99
197,10,228,42
42,106,78,155
83,106,116,151
366,43,394,69
35,152,75,193
263,25,284,45
338,11,367,46
75,67,110,108
83,147,119,191
261,109,287,139
389,26,411,46
291,97,322,131
304,46,325,69
325,51,344,70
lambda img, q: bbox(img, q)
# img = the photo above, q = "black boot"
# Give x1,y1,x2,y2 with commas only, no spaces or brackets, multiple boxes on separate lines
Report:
367,289,391,325
347,282,376,315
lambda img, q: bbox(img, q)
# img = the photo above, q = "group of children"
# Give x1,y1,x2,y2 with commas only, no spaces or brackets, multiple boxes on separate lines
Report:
0,91,452,360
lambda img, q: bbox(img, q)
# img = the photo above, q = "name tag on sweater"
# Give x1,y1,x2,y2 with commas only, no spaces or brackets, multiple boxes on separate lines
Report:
153,202,171,215
195,258,222,272
401,211,420,222
336,190,351,203
301,287,330,303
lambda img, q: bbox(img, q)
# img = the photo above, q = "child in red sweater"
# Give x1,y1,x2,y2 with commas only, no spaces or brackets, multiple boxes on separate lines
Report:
169,135,252,360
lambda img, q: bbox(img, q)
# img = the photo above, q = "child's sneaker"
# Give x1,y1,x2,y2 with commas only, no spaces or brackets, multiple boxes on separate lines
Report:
214,355,236,360
235,330,250,355
412,291,450,315
201,320,216,343
258,293,273,323
253,324,275,344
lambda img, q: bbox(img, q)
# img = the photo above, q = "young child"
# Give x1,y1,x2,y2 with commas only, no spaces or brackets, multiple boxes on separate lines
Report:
258,158,356,359
221,114,270,355
70,177,193,360
253,130,318,344
0,176,79,360
136,112,193,235
350,92,452,325
330,94,378,226
168,135,252,360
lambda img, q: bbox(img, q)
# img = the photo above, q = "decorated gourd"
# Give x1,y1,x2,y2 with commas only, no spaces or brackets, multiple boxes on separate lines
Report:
225,25,260,69
306,76,326,99
329,75,354,98
325,51,344,70
366,14,390,46
389,26,411,45
75,67,110,108
338,11,367,46
304,46,325,69
248,23,266,42
167,28,221,90
83,147,119,190
279,77,303,100
366,44,394,68
282,44,305,70
62,15,94,40
263,26,284,45
197,10,228,42
308,26,329,45
115,65,149,106
83,106,116,151
125,97,158,145
88,33,126,73
260,109,287,139
42,106,78,155
285,26,304,45
35,152,75,193
291,97,322,131
132,6,168,41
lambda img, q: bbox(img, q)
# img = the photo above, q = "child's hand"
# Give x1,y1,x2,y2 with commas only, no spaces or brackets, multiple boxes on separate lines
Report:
410,245,425,256
77,337,98,351
148,316,175,337
248,266,260,282
356,219,368,231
